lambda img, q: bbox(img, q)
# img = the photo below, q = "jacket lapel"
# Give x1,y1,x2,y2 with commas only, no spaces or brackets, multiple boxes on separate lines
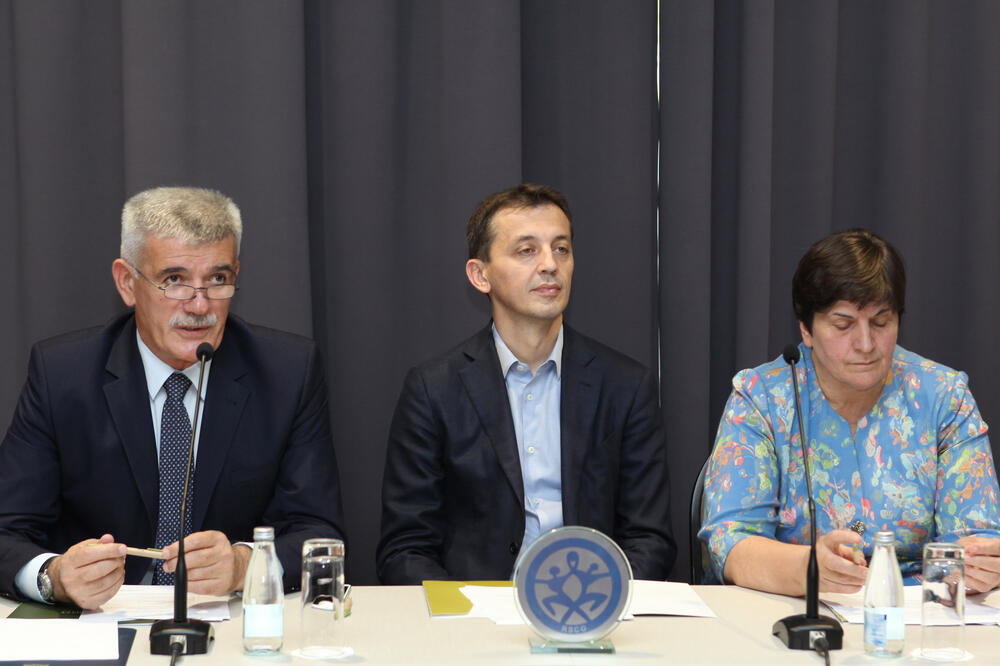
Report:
459,326,525,507
103,318,158,527
191,330,249,530
560,327,598,525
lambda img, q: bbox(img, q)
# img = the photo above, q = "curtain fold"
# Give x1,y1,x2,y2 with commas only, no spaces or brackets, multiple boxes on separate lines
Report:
307,0,657,585
0,0,658,585
1,0,998,585
660,0,1000,581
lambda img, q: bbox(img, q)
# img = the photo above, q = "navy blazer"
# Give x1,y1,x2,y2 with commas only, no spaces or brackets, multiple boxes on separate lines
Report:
377,324,675,584
0,312,345,597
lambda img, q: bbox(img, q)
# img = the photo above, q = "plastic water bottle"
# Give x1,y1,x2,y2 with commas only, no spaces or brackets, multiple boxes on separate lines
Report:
243,526,284,653
863,530,904,657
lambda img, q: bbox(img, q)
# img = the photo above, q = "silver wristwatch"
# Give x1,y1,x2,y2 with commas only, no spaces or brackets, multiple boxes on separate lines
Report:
37,556,56,603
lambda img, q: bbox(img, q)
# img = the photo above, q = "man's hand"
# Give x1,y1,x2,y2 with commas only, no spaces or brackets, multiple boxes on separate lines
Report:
161,530,252,595
957,536,1000,593
48,534,126,609
816,529,868,593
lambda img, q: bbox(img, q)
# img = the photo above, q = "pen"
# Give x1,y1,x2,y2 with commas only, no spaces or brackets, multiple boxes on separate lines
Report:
89,543,168,559
125,546,167,559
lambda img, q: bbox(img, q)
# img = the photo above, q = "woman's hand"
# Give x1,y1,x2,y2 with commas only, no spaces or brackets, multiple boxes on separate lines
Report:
957,536,1000,593
816,529,868,593
724,531,867,596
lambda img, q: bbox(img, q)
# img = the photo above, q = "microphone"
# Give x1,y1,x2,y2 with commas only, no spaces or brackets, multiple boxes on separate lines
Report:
772,344,843,654
150,343,216,658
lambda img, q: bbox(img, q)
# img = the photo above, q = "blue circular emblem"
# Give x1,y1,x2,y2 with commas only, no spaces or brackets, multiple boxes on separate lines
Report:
513,526,632,642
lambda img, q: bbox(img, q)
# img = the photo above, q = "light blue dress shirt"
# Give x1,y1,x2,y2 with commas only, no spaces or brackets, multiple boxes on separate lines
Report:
135,330,211,463
492,325,564,555
14,331,211,600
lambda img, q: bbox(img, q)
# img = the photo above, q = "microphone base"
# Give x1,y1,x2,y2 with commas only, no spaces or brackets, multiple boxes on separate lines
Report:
150,618,214,655
772,613,843,651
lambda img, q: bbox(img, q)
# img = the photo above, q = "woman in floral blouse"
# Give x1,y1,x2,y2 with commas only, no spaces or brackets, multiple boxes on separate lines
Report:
700,229,1000,594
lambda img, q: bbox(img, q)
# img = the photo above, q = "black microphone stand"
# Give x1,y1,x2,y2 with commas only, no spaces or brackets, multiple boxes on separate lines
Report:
150,344,215,659
772,345,843,655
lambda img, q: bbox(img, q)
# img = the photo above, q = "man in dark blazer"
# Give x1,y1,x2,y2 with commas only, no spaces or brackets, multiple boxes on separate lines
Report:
377,184,674,584
0,187,344,608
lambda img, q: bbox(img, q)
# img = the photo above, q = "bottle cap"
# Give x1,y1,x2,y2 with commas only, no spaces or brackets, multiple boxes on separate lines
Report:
253,526,275,541
873,530,895,545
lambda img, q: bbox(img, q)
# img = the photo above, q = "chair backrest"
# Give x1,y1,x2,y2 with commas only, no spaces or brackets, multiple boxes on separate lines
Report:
689,457,711,583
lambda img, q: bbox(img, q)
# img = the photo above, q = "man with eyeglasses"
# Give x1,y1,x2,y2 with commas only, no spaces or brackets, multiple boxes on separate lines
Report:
0,187,345,609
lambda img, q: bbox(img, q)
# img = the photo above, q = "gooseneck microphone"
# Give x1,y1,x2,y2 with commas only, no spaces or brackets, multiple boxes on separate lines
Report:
150,343,216,660
772,344,843,660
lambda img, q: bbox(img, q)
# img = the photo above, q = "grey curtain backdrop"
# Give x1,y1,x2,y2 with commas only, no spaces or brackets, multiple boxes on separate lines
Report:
662,0,1000,581
1,0,997,585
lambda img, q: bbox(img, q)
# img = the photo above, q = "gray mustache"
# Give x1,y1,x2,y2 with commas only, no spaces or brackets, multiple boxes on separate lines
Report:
170,313,218,328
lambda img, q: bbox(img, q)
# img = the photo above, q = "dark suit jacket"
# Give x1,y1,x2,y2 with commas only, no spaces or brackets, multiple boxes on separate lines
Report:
376,324,675,584
0,312,345,598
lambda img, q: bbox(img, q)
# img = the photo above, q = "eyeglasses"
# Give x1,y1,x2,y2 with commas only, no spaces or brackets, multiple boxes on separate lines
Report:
129,263,239,301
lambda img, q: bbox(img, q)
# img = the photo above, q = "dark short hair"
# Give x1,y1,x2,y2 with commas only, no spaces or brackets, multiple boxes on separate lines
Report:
466,183,573,261
792,228,906,332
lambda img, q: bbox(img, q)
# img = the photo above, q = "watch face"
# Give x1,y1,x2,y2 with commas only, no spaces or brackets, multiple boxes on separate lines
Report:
38,559,55,602
513,526,633,643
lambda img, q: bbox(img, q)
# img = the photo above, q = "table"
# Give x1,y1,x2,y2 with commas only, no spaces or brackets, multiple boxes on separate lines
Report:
4,585,1000,664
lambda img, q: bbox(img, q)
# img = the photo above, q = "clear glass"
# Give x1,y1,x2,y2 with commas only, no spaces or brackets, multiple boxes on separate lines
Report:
242,526,285,653
863,531,905,657
921,543,965,662
298,538,349,659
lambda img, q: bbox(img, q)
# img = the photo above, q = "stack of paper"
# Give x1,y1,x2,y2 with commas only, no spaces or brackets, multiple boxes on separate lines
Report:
0,619,119,661
820,586,1000,625
79,584,231,623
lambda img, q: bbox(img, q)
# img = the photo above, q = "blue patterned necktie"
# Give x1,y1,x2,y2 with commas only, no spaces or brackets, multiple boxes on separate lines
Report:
154,372,194,585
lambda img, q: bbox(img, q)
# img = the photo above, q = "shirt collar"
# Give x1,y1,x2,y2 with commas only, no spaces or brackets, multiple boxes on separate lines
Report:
136,329,211,400
492,323,563,378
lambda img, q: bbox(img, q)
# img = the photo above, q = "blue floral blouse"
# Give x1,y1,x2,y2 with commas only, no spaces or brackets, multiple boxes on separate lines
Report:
700,343,1000,584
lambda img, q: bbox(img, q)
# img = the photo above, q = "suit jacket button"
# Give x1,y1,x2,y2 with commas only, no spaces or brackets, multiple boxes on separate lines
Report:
509,542,519,555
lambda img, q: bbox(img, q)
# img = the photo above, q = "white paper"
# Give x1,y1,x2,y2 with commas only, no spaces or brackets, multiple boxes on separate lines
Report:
0,618,118,660
820,586,1000,625
454,580,717,626
79,584,231,623
628,580,718,618
459,585,525,625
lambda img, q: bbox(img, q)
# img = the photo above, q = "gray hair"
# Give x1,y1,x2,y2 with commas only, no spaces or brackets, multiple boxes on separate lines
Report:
121,187,243,265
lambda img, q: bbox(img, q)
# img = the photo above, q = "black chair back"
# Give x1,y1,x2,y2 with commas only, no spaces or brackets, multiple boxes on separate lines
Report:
689,457,711,583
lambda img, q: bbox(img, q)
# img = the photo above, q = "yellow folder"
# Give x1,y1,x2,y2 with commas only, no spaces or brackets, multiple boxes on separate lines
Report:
422,579,512,616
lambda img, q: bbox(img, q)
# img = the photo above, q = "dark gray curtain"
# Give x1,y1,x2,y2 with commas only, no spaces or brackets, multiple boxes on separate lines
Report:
305,0,657,584
0,0,657,586
2,0,998,586
661,0,1000,582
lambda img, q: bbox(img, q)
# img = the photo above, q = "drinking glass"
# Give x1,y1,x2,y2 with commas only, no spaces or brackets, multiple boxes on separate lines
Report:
297,538,351,659
921,542,965,662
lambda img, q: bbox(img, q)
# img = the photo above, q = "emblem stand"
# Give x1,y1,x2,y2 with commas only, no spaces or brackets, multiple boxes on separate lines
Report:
513,526,633,655
528,637,615,654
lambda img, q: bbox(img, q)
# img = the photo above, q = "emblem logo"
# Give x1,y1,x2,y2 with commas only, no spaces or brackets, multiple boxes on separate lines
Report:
513,526,632,642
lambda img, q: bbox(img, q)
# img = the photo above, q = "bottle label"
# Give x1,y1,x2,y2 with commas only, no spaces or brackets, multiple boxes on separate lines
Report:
864,606,904,644
244,604,284,637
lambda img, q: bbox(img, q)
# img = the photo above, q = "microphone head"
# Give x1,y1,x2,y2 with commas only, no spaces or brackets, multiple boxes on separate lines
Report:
196,342,214,362
782,344,800,365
